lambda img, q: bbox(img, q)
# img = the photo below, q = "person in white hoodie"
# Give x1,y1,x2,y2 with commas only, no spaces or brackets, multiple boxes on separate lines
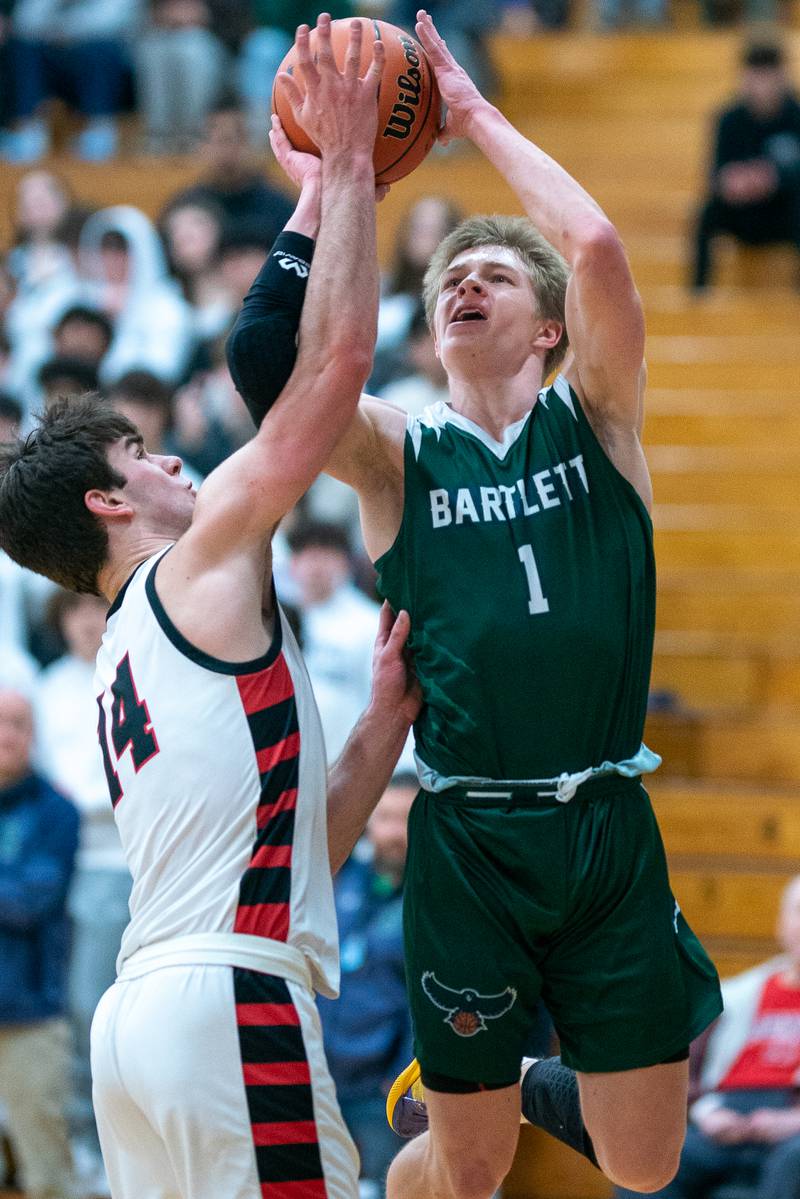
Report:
288,520,380,764
616,875,800,1199
78,205,196,387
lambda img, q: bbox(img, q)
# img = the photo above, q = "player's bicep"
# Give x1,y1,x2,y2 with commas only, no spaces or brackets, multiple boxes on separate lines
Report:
564,227,645,430
325,395,406,491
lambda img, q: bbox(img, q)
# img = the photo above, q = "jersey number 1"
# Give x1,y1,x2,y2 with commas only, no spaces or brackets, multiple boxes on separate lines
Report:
97,654,159,807
518,544,550,615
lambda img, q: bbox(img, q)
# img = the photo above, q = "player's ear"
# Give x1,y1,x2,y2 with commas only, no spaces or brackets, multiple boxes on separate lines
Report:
532,320,563,355
85,488,134,523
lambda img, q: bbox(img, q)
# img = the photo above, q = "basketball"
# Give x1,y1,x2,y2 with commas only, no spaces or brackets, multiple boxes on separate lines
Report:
271,18,441,185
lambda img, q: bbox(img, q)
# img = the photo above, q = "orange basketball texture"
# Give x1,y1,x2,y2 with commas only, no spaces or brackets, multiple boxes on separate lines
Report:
271,18,441,185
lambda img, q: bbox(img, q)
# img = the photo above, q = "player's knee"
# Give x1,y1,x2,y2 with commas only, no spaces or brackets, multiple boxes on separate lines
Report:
597,1139,681,1193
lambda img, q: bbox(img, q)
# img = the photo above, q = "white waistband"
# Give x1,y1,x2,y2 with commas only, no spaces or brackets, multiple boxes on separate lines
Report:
415,743,662,803
117,933,313,993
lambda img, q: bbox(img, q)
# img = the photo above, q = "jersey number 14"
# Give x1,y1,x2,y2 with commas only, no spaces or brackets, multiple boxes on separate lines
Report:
97,653,160,807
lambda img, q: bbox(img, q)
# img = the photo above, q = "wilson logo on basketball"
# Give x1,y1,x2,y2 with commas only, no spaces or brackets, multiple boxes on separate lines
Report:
382,34,424,141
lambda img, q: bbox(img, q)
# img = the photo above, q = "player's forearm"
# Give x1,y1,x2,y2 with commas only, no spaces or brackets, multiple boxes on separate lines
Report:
297,150,379,371
466,104,614,262
326,700,412,875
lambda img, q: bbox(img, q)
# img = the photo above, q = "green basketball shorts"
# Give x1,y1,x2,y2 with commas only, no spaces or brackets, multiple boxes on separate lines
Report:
403,776,723,1087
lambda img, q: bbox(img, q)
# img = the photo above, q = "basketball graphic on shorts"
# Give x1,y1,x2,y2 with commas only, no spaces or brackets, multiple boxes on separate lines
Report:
272,18,442,185
452,1010,480,1037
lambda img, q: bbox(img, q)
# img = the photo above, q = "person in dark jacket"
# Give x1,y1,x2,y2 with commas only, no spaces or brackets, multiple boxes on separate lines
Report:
165,95,294,244
0,679,80,1199
318,772,416,1196
691,40,800,289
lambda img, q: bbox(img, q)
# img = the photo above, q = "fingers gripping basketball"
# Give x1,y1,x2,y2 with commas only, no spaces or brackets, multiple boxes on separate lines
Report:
273,18,441,185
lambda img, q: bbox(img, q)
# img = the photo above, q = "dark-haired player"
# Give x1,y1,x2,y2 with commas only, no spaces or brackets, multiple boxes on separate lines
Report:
226,10,723,1199
0,18,421,1199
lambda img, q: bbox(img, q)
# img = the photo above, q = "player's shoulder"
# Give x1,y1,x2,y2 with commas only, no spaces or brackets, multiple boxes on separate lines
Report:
542,373,581,420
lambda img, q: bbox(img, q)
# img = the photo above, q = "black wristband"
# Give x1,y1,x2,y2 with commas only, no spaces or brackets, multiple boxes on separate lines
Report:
253,231,315,312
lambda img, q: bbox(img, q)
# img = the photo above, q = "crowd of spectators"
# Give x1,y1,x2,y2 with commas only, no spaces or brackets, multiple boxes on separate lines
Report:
0,0,782,169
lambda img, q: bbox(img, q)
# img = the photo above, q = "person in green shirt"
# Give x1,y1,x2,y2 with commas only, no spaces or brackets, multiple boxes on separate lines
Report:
233,12,723,1198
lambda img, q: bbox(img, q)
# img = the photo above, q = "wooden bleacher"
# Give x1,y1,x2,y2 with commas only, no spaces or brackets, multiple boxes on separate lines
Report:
2,26,799,1199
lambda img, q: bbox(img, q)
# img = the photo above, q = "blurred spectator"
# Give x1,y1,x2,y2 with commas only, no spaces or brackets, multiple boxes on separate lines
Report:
0,0,141,164
216,223,279,314
0,555,36,667
0,260,13,325
167,96,294,243
0,1,11,133
52,305,114,368
0,679,80,1199
378,302,449,417
0,329,10,393
3,172,85,415
7,169,75,267
35,591,124,1196
593,0,666,29
107,369,203,483
616,874,800,1199
318,773,416,1196
159,196,236,341
387,1,498,96
376,196,462,370
38,356,99,409
288,520,381,761
78,205,196,385
136,0,228,155
0,394,21,444
236,1,355,146
691,41,800,291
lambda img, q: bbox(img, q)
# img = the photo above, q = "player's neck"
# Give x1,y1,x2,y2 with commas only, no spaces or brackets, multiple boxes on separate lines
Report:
98,534,176,605
447,369,543,442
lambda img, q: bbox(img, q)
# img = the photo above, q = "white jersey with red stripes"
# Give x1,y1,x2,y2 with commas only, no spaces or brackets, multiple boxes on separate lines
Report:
94,547,339,997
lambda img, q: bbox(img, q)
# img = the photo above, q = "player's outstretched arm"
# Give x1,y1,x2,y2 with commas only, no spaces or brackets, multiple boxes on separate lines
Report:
224,131,321,429
228,107,408,563
181,18,385,559
415,10,645,444
327,605,421,874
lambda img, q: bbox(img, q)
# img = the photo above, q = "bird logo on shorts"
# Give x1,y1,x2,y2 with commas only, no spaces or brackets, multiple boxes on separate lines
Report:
421,972,517,1037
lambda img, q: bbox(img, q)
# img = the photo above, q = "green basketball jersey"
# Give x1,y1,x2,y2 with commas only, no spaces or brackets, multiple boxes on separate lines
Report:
375,375,655,781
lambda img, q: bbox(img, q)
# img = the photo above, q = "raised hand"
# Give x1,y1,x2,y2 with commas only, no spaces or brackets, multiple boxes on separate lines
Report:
269,113,321,191
275,14,386,161
371,604,422,727
415,9,487,144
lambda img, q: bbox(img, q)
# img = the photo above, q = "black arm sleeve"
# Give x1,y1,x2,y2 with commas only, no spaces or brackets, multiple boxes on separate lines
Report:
225,231,315,429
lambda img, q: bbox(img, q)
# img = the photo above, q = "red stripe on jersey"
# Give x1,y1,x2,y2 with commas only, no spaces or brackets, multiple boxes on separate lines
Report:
256,732,301,774
237,655,294,715
251,1121,319,1146
256,789,297,829
250,843,293,869
236,1002,300,1027
242,1060,311,1087
261,1181,327,1199
234,902,290,940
